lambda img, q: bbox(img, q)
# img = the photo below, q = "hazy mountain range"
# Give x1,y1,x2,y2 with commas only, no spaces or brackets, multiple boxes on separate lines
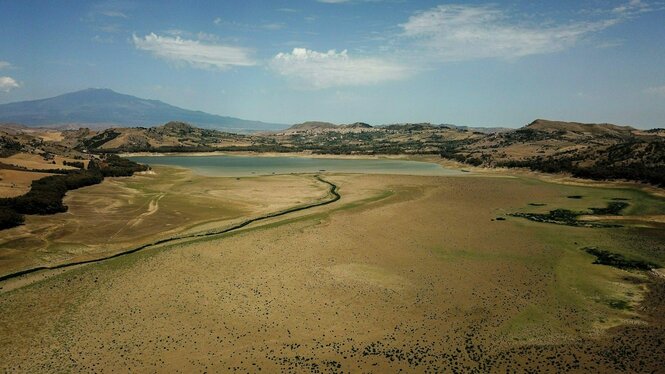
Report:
0,89,515,135
0,88,284,132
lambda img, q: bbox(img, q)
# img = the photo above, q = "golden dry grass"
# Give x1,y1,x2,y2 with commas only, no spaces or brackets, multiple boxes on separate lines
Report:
0,152,88,172
0,166,328,277
0,169,53,198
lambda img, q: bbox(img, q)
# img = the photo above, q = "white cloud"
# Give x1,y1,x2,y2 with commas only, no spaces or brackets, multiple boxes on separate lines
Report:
164,28,186,36
88,2,131,19
92,35,114,43
133,33,256,70
0,61,11,70
262,23,286,30
645,85,665,96
316,0,389,3
0,76,20,92
270,48,410,89
196,32,220,42
400,4,619,61
84,2,132,34
613,0,653,16
98,10,127,18
595,39,624,49
212,17,286,31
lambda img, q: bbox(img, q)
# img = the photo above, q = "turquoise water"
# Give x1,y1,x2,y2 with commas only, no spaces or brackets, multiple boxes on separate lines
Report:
128,154,460,177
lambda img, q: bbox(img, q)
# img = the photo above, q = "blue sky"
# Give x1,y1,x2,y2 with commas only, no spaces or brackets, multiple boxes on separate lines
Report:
1,0,664,128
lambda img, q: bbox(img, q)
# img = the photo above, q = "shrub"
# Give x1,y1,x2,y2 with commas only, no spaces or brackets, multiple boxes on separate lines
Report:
0,206,24,229
63,160,85,169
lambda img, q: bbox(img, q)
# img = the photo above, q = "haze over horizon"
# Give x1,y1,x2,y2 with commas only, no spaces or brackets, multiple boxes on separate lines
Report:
1,0,664,128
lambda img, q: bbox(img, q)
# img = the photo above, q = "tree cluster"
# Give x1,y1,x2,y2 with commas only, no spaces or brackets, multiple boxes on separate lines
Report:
63,160,85,169
89,154,149,177
0,155,148,230
0,136,23,157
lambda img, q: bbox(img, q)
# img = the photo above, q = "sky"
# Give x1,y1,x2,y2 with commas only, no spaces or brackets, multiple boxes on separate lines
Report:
1,0,664,128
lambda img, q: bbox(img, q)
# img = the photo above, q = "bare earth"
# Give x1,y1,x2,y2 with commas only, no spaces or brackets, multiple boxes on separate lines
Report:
1,169,664,372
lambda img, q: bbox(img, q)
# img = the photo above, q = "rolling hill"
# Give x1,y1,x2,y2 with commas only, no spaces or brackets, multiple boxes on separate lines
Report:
0,88,284,132
440,119,665,186
278,121,375,135
1,118,663,186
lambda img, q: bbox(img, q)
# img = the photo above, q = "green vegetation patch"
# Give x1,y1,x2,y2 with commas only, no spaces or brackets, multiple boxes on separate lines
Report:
510,200,629,228
0,135,24,157
491,141,665,187
0,206,24,229
63,160,85,169
588,201,629,215
606,299,632,310
510,209,618,227
583,247,659,271
79,129,121,150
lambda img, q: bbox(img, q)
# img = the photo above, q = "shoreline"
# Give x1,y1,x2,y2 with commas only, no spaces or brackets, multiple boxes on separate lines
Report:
124,152,467,178
120,151,665,198
119,150,420,160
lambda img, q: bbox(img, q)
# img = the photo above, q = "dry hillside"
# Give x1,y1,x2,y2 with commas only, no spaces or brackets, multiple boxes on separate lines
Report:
1,118,663,186
440,119,665,186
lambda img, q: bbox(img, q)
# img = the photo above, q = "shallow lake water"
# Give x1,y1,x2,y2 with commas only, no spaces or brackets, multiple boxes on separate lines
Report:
127,154,461,177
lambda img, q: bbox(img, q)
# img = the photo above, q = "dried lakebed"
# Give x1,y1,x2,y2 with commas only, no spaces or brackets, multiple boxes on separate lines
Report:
2,168,665,372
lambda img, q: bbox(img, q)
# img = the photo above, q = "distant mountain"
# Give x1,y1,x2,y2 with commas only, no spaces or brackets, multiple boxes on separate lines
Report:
0,88,284,132
524,119,635,138
381,122,509,134
341,122,372,129
71,121,254,151
382,123,441,131
279,121,375,134
445,124,511,134
287,121,338,131
280,121,509,135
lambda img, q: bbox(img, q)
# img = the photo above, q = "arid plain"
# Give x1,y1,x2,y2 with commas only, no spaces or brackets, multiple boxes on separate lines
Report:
1,159,664,372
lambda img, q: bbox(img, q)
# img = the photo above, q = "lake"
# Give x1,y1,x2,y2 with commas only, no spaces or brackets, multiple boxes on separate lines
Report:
127,154,461,177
